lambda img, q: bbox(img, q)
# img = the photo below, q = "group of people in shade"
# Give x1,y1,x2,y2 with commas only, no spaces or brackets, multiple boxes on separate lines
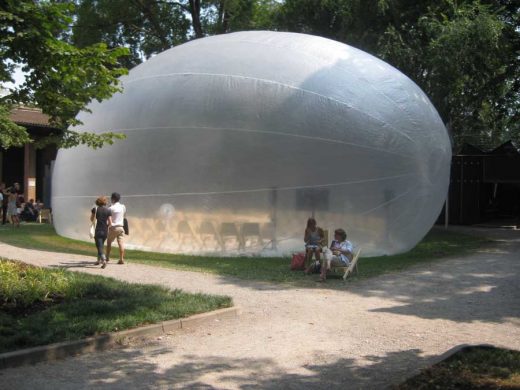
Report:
304,217,353,282
0,182,43,227
90,192,127,268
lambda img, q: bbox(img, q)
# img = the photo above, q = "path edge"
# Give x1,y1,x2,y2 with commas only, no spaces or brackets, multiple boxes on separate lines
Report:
0,306,239,370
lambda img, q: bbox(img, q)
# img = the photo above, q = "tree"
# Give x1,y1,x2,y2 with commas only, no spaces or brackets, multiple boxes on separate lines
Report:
72,0,190,67
278,0,520,149
0,0,129,150
378,2,520,147
72,0,282,66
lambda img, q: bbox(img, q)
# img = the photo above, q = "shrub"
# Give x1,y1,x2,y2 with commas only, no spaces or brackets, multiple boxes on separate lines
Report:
0,259,75,309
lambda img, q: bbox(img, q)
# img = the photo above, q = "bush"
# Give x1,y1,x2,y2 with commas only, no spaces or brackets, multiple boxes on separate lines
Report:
0,260,74,309
0,259,232,352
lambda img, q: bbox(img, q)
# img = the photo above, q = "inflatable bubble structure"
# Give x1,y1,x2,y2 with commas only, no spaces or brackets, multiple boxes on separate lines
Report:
52,31,451,256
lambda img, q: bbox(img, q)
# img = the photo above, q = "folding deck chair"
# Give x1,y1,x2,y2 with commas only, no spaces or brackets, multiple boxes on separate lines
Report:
342,248,362,280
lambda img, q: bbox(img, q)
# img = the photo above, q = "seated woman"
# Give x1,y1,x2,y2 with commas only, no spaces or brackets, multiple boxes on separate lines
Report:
303,217,325,273
319,228,353,281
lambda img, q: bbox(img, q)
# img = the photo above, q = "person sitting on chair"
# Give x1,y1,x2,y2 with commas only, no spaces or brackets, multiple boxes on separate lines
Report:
319,228,353,281
303,217,325,274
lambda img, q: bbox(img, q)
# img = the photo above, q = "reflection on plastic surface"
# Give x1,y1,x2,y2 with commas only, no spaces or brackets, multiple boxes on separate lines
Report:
52,31,451,256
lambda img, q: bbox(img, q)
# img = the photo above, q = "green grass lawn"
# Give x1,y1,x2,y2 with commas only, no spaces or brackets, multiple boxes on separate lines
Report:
0,259,232,353
396,346,520,389
0,224,490,286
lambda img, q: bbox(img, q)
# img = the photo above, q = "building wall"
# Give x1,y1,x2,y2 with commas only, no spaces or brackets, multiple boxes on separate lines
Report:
1,147,25,192
0,128,57,206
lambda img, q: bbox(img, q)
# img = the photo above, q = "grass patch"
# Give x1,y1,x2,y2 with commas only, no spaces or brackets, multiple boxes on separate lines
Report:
0,259,232,353
0,224,490,286
396,346,520,389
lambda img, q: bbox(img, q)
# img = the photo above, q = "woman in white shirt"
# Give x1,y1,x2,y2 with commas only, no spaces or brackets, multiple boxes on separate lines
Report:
320,228,353,281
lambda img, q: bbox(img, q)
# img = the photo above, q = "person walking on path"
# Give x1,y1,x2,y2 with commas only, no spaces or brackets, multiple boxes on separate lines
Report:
90,196,112,268
106,192,126,264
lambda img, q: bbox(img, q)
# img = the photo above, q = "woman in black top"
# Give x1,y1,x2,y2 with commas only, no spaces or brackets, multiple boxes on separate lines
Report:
90,196,112,268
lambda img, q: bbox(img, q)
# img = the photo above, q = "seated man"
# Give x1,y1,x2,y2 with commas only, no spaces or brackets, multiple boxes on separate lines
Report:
319,228,353,281
21,199,38,222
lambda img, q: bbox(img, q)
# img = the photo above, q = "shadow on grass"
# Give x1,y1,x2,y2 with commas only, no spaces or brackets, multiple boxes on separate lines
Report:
0,263,232,353
2,224,519,324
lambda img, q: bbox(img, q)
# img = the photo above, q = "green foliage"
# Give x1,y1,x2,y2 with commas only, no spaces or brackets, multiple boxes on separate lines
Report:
249,0,282,30
0,224,489,286
34,129,127,150
72,0,283,65
0,260,71,309
3,0,518,150
0,104,30,148
73,0,190,67
397,346,520,389
278,0,520,149
0,0,129,150
0,259,232,352
379,2,519,148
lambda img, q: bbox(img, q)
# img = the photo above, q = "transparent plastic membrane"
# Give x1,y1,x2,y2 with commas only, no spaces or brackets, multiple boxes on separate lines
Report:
52,31,451,256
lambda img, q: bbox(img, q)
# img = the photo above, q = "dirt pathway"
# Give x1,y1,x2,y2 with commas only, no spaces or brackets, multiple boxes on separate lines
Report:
1,227,519,389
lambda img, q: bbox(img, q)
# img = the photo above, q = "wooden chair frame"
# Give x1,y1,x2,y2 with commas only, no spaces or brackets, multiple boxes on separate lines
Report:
342,248,362,280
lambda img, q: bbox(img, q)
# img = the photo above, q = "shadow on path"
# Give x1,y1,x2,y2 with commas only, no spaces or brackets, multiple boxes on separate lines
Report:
356,240,520,324
51,261,101,269
3,346,445,389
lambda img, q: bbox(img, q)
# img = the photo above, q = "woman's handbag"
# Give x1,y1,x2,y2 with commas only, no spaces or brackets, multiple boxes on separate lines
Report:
89,207,97,239
89,223,95,239
88,207,97,238
290,252,306,271
123,218,129,235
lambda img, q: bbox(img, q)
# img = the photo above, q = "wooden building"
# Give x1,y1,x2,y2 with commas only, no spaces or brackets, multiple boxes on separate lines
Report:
438,141,520,226
1,107,58,206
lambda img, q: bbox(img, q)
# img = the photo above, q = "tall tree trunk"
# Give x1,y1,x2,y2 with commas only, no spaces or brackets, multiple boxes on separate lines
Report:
216,0,230,33
189,0,204,38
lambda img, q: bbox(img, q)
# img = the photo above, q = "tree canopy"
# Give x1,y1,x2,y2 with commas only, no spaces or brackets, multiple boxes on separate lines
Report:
0,0,129,149
71,0,281,66
1,0,518,150
278,0,520,148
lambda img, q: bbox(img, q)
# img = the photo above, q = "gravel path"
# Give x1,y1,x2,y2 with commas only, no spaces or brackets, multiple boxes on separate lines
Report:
1,227,519,389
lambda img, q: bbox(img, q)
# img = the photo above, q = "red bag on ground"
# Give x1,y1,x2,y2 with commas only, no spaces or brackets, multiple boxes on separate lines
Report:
290,252,306,271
